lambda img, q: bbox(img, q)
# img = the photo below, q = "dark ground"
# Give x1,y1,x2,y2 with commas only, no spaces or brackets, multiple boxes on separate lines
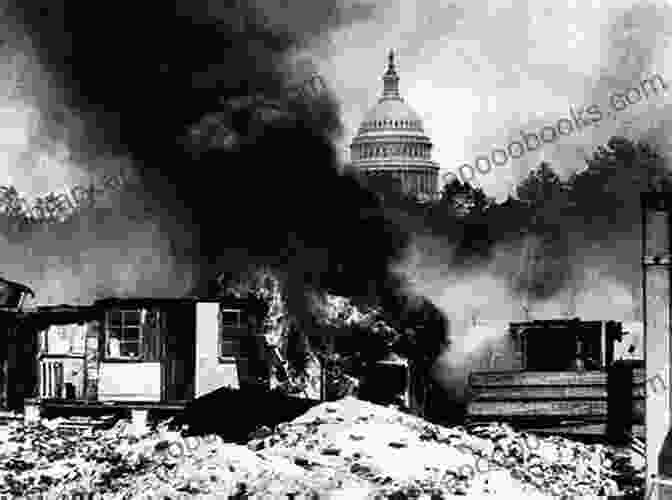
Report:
173,383,320,442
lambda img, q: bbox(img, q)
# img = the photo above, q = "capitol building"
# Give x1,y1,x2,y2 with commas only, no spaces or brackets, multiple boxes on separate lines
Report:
349,51,440,200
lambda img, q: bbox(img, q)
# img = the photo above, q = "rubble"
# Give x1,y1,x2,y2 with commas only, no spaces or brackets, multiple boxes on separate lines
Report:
0,397,645,498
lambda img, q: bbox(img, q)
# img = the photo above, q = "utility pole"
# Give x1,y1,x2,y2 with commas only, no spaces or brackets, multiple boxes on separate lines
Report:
521,302,531,321
565,283,577,319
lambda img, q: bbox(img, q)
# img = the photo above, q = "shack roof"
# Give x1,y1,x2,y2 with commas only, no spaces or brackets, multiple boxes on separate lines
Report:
0,296,265,332
509,319,621,333
0,278,35,297
93,296,255,309
19,305,100,328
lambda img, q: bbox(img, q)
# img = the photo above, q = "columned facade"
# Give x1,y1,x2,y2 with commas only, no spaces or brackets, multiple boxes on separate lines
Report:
349,51,439,200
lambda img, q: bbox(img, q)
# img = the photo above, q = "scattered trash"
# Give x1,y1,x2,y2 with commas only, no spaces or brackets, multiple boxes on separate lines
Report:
0,397,645,498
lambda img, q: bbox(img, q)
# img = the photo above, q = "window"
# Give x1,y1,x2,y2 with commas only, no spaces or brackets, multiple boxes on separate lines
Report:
220,308,243,327
105,309,144,359
219,308,246,358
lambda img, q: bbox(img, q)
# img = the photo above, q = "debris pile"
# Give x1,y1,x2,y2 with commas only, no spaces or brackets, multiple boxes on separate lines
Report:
0,417,156,498
0,397,645,498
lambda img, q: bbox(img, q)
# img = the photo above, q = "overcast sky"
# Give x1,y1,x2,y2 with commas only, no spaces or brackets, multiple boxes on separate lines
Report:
295,0,672,201
3,1,672,203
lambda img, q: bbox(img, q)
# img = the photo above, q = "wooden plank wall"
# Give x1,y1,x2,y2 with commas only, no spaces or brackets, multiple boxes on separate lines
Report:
467,368,646,439
6,320,40,409
161,304,195,402
85,321,100,400
142,308,162,362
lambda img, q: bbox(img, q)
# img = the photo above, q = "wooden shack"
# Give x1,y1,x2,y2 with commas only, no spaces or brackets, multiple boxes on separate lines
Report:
466,319,643,440
23,296,268,413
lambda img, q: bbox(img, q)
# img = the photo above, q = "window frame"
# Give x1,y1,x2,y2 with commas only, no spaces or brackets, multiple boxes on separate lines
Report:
104,308,145,361
218,307,247,361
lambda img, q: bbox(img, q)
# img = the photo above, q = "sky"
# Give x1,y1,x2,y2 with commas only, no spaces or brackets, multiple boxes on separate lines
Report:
0,17,97,200
297,0,672,201
1,0,672,202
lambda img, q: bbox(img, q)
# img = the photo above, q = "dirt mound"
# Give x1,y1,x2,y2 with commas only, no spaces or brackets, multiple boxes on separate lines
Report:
0,397,644,498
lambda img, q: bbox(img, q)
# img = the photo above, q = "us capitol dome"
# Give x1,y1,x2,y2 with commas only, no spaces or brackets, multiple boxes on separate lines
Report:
349,50,439,200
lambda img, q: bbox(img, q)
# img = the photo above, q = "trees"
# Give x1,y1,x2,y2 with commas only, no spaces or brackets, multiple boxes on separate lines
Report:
513,162,573,300
568,136,672,235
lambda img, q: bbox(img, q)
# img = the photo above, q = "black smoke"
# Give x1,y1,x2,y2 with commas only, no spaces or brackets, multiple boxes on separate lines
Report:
7,1,414,307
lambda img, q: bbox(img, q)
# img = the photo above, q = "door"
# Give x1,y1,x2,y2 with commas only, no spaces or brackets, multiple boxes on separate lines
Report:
162,304,195,401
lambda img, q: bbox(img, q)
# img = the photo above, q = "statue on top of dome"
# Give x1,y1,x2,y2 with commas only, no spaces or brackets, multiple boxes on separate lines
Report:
382,49,400,100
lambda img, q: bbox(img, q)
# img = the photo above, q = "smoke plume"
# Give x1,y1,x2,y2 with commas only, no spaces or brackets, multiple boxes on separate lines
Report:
394,136,660,400
6,0,426,335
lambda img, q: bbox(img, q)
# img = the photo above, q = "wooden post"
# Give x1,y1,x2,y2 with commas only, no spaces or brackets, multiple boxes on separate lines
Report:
5,324,17,410
601,321,607,369
607,360,634,445
404,360,411,408
643,193,672,494
408,359,427,417
321,335,334,401
322,336,329,401
23,398,40,423
131,409,149,434
0,326,6,409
